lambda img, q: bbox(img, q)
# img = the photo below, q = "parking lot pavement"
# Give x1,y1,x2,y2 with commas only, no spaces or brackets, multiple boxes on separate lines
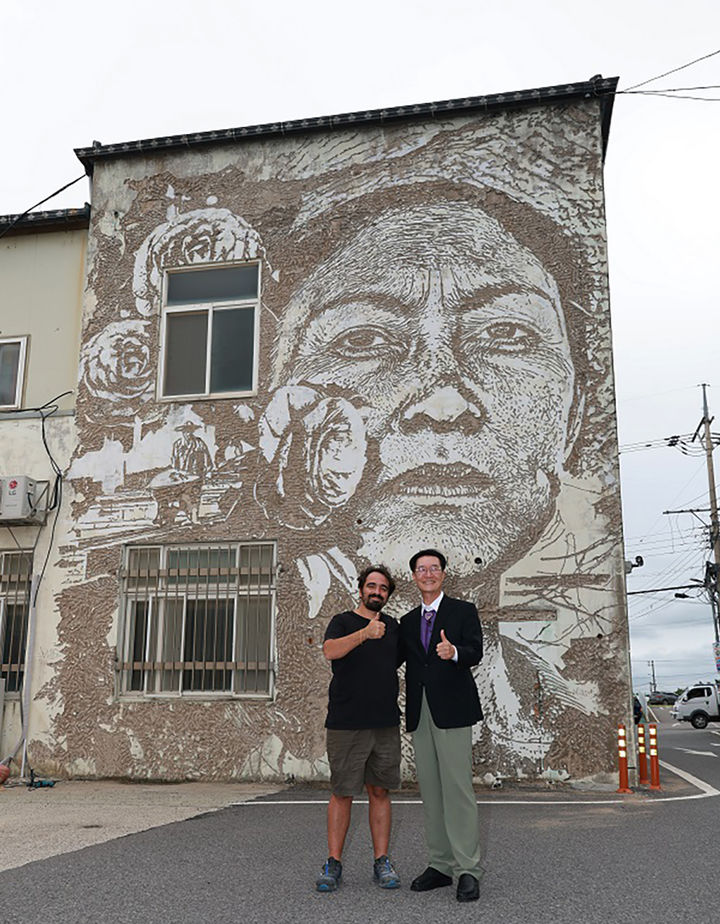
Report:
0,779,282,873
1,767,718,924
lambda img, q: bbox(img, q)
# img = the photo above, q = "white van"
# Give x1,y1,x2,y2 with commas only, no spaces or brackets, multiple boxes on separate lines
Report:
672,682,720,729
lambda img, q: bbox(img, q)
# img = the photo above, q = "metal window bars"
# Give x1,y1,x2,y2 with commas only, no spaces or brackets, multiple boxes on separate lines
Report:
118,542,276,697
0,550,33,693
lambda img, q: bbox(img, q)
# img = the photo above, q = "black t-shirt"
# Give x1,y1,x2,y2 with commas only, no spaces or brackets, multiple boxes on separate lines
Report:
324,610,400,729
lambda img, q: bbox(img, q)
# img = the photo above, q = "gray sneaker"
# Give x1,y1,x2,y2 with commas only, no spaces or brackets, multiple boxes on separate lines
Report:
316,857,342,892
373,855,400,889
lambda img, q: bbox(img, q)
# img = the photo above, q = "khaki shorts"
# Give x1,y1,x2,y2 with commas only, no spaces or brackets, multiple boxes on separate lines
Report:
326,727,401,796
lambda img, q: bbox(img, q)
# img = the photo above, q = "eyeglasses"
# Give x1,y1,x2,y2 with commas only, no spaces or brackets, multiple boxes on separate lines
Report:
415,565,442,575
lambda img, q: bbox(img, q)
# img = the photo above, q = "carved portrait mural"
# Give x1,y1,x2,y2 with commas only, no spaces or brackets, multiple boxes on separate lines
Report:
46,101,628,783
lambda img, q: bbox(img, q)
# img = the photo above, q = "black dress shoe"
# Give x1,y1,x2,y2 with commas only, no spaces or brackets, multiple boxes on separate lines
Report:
410,867,453,892
456,873,479,902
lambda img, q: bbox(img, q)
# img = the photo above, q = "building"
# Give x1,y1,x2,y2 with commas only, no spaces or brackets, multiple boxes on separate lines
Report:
0,206,88,770
1,76,631,783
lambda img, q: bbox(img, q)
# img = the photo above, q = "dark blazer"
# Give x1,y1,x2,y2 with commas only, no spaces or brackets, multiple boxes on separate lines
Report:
400,594,483,732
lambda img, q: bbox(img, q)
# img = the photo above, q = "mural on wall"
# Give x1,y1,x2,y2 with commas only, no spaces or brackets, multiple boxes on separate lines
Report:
50,104,628,782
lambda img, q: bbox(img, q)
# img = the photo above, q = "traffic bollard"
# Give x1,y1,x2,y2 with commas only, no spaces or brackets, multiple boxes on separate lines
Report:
616,724,632,793
637,724,649,785
648,723,661,791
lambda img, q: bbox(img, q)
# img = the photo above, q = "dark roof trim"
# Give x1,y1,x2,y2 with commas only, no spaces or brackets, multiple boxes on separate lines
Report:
75,76,619,172
0,204,91,237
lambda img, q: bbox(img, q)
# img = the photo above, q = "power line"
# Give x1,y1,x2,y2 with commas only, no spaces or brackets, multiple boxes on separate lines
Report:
0,174,86,241
626,85,720,92
619,92,720,102
622,48,720,92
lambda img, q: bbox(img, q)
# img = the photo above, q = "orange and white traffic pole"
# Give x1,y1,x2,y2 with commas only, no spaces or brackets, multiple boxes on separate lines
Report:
616,724,632,793
637,724,650,785
648,722,662,791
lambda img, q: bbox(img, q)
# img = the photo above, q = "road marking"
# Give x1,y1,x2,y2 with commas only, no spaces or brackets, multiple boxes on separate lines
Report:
234,798,636,806
233,761,720,807
672,747,718,757
659,759,720,796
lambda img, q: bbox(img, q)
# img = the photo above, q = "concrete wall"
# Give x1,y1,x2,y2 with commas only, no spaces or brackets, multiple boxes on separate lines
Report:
27,102,630,783
0,228,86,411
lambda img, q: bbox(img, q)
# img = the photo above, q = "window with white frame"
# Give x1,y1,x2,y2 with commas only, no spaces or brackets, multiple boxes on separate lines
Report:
0,550,32,693
160,264,259,398
0,337,28,409
118,542,276,697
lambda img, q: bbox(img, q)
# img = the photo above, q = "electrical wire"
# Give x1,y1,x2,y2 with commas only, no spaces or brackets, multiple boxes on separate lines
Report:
622,48,720,92
0,177,86,242
619,92,720,102
625,85,720,93
1,392,72,770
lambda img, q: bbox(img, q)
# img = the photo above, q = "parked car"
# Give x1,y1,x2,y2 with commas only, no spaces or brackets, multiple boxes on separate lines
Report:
672,683,720,728
647,691,678,705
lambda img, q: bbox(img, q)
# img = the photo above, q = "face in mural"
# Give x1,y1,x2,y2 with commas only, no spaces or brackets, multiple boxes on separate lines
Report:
276,200,577,577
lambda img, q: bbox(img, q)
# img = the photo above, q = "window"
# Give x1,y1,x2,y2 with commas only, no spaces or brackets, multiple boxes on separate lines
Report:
118,542,276,697
687,687,710,700
160,264,259,398
0,337,28,409
0,550,32,693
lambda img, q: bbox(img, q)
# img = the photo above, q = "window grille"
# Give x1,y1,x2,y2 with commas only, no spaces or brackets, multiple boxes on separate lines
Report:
118,542,276,697
0,550,33,693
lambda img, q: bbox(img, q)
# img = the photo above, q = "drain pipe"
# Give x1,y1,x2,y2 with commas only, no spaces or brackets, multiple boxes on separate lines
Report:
20,573,40,778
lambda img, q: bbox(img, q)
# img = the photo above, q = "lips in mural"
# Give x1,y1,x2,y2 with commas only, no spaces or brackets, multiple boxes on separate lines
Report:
386,462,494,502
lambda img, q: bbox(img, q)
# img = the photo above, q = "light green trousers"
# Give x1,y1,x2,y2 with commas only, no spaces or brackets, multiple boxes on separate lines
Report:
412,692,481,878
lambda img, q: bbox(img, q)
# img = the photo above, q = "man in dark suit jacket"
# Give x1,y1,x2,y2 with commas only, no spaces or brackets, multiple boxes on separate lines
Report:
400,548,483,903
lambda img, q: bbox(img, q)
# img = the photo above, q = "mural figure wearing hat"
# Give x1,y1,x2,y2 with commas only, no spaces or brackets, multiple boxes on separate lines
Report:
171,421,213,477
147,420,215,526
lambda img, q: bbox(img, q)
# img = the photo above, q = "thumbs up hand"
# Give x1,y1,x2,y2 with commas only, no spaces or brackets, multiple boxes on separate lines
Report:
436,628,456,661
364,618,386,640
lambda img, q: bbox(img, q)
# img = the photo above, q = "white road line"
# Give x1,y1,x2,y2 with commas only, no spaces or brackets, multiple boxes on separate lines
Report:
659,759,720,796
232,766,720,808
232,799,630,806
672,747,717,757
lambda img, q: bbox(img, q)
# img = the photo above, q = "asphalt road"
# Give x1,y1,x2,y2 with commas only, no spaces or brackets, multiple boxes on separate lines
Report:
1,716,718,924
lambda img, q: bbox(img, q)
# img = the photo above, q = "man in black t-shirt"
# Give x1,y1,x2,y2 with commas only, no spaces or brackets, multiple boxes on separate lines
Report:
315,565,401,894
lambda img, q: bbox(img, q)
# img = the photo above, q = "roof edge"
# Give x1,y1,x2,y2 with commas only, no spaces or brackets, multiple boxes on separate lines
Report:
75,76,620,173
0,204,91,237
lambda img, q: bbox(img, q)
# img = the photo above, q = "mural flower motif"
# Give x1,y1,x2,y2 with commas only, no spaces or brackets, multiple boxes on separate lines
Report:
80,320,155,423
133,208,269,316
256,385,367,529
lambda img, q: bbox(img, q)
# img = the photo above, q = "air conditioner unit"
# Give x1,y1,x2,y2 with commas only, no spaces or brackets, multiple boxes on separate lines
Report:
0,476,46,524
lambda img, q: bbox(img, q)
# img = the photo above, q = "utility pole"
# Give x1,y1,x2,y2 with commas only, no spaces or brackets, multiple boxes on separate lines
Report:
648,660,657,692
695,384,720,646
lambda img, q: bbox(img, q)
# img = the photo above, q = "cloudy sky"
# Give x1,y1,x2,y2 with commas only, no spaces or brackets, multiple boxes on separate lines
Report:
3,1,719,692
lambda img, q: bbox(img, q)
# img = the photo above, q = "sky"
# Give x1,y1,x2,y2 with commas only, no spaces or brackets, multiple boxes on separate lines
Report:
3,0,720,692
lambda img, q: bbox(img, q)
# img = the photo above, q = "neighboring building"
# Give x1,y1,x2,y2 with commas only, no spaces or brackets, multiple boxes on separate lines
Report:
1,76,632,783
0,207,88,766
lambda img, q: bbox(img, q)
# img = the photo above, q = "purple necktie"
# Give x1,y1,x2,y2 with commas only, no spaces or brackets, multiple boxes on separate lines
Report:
422,609,436,652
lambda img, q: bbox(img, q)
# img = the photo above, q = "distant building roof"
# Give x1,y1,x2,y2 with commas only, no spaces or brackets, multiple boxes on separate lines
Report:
75,76,619,173
0,204,91,237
